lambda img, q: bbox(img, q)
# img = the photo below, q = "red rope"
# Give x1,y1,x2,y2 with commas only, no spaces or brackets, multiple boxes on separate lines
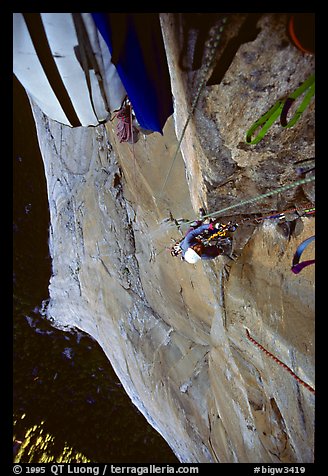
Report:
254,204,315,223
245,329,315,394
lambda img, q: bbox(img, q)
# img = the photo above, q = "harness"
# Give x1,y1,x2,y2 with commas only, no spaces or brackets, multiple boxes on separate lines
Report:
195,223,236,247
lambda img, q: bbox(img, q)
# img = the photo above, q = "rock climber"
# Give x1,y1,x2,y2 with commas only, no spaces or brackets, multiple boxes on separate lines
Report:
171,212,238,264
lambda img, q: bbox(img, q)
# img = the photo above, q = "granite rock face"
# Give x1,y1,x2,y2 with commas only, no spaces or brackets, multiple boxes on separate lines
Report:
29,13,314,463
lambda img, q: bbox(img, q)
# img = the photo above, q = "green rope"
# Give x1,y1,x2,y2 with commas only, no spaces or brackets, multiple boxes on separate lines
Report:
184,175,315,225
159,16,228,197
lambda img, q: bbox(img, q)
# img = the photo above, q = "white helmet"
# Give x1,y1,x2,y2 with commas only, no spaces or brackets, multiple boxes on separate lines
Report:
184,248,201,264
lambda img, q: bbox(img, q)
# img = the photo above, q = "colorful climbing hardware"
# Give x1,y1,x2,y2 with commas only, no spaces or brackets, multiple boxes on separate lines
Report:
253,205,315,224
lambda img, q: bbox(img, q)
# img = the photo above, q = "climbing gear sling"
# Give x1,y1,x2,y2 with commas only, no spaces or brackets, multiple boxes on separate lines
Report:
291,235,315,274
246,73,315,145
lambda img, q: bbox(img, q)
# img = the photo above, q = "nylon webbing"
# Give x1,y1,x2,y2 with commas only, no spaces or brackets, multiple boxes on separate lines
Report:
291,235,315,274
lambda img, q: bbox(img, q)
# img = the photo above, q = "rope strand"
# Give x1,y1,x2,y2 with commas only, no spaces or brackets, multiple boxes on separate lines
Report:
246,329,315,394
252,204,315,223
159,16,228,197
184,175,315,225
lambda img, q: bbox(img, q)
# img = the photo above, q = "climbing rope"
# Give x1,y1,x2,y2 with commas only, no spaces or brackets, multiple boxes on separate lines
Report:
246,329,315,394
251,204,315,224
236,207,314,227
159,16,228,197
184,175,315,226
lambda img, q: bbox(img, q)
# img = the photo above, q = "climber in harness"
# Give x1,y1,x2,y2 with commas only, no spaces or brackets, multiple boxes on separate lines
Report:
171,217,238,263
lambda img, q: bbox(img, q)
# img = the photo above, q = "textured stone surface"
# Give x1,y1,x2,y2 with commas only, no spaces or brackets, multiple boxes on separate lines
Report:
29,12,314,463
160,13,315,215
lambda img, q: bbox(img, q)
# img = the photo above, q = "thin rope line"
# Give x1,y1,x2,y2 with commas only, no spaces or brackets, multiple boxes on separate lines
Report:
184,175,315,225
246,329,315,394
253,204,315,223
159,16,228,197
130,103,137,187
